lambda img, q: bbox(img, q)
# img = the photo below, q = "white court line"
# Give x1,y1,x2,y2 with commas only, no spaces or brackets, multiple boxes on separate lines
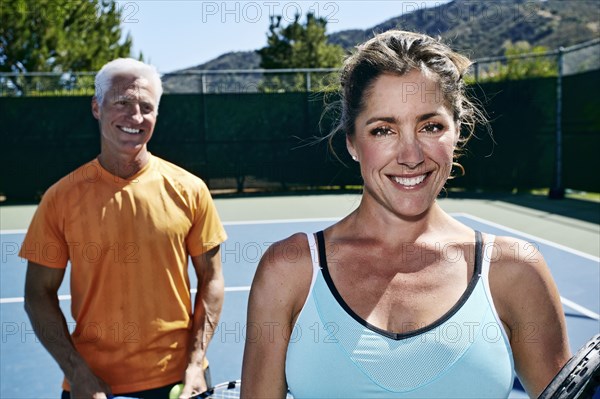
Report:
222,217,340,226
454,212,600,263
0,297,26,304
0,219,342,234
1,285,597,321
193,286,251,293
455,212,600,321
221,213,598,263
3,215,598,320
0,229,27,234
561,296,600,321
0,286,251,304
3,290,596,321
4,212,598,258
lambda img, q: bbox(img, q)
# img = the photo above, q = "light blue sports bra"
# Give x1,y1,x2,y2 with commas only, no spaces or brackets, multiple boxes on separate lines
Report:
285,231,515,398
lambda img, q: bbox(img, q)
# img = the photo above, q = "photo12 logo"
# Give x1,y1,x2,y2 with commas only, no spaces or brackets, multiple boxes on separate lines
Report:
11,1,141,24
200,1,340,24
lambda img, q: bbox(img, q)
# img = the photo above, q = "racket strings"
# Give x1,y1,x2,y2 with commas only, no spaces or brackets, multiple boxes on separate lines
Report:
193,381,294,399
195,381,241,399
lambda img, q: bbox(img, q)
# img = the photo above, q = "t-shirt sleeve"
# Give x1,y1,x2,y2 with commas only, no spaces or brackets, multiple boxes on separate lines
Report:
186,179,227,257
18,186,69,268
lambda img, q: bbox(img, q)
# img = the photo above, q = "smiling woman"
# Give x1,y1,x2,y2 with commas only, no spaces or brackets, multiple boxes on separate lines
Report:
241,30,571,399
347,71,459,218
329,30,486,184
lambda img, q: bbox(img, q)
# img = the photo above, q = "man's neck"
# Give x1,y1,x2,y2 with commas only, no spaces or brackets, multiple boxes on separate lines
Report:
97,149,150,179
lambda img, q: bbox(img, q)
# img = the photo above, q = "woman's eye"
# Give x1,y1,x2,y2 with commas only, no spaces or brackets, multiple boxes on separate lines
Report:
371,126,394,137
421,123,444,134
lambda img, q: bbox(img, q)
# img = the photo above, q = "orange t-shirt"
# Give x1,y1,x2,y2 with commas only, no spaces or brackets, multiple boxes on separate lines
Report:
19,155,227,393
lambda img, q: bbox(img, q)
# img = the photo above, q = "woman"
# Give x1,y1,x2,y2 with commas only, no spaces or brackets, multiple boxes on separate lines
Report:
241,30,570,398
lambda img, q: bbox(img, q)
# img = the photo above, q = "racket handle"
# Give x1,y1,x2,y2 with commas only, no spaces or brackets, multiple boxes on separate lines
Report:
194,389,215,399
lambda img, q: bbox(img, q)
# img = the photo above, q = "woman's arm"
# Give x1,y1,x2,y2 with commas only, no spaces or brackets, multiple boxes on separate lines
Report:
490,236,571,397
241,233,313,398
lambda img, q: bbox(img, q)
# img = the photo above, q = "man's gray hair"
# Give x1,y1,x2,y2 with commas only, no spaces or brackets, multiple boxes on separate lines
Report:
94,58,163,109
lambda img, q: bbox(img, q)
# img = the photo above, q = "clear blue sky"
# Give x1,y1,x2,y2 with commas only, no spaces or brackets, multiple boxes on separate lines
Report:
121,1,452,73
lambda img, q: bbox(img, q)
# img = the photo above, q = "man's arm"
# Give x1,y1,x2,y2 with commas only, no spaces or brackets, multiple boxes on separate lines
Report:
24,261,111,398
181,245,224,396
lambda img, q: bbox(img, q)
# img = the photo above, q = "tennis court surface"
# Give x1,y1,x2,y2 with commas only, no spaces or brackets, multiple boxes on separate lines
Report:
1,194,598,398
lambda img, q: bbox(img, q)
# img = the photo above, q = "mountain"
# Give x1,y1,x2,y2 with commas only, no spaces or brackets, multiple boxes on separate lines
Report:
162,0,599,90
178,51,261,72
161,51,261,93
353,0,600,59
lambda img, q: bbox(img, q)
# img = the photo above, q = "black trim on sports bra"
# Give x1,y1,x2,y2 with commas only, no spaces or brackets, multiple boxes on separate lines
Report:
316,230,483,341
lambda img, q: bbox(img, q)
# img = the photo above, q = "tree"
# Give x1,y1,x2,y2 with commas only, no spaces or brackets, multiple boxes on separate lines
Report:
257,13,344,92
1,0,136,94
258,13,343,69
503,41,557,79
474,41,557,82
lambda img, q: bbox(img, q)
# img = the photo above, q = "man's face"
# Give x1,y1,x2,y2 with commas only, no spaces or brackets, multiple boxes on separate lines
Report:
92,74,158,156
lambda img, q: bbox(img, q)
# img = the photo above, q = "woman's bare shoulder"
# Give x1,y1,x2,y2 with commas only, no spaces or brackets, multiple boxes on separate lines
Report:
249,232,316,318
486,234,564,330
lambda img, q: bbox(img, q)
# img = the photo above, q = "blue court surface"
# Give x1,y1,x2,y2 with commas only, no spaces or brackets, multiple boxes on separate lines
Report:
1,214,598,398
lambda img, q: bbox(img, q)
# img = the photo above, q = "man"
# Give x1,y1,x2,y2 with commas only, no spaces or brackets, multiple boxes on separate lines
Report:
20,58,227,398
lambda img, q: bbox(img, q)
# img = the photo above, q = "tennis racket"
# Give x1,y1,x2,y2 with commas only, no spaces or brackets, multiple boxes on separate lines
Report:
190,380,241,399
113,380,293,399
188,380,294,399
111,381,284,399
111,382,242,399
538,333,600,399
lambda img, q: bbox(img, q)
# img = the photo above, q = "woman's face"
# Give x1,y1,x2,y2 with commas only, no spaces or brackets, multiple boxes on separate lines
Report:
348,70,459,219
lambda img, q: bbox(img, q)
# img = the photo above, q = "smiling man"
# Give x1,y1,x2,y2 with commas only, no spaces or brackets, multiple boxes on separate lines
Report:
20,59,227,399
93,72,159,178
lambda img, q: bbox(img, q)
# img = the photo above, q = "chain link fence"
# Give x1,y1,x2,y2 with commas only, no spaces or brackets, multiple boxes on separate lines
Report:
161,68,338,94
1,38,598,96
0,68,340,96
1,39,599,201
470,38,599,82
